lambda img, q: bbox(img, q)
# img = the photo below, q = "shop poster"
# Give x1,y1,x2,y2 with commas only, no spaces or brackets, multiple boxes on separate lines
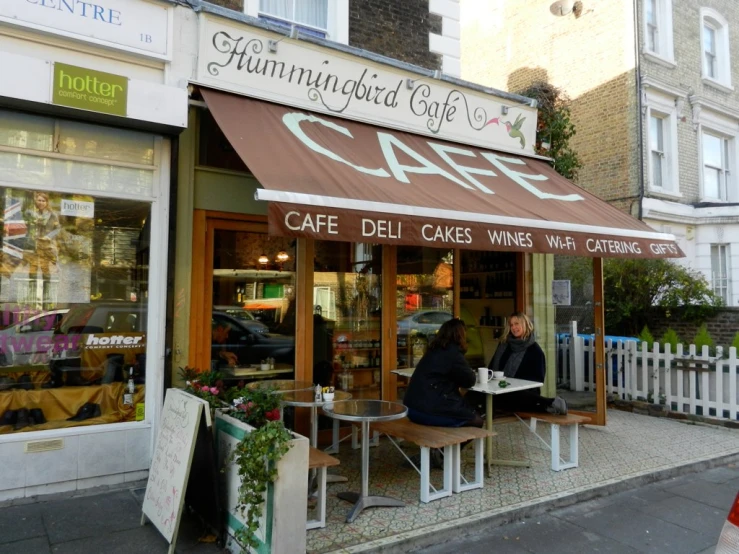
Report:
1,188,95,306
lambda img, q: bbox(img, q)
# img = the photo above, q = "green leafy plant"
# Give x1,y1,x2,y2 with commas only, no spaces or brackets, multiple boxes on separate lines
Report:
518,82,582,181
229,419,293,551
603,258,722,335
692,324,715,356
732,332,739,352
178,366,227,411
659,328,682,353
228,386,282,428
637,325,655,349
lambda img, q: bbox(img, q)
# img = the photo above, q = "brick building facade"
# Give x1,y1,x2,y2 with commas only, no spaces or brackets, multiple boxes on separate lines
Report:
460,0,739,307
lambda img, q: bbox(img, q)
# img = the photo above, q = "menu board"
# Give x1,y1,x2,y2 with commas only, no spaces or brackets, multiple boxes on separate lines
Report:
142,389,208,549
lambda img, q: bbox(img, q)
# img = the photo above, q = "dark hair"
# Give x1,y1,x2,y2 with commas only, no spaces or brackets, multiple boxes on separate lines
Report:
429,318,467,352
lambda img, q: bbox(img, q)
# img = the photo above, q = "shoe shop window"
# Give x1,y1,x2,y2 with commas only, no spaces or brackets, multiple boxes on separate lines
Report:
0,190,151,432
0,111,159,433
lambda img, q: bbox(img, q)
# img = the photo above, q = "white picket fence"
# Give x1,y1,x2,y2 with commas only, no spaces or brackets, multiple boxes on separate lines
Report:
557,334,739,420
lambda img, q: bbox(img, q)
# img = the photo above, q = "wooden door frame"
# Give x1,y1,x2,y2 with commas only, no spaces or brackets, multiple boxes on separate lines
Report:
188,210,268,371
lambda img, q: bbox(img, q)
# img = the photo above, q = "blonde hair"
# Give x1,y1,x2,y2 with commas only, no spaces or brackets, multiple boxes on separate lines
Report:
502,311,534,341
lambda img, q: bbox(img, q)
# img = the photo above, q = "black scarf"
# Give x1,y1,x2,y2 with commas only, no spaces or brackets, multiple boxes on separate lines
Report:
491,334,536,378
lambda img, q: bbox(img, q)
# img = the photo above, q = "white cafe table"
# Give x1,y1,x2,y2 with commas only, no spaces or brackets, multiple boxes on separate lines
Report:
469,377,543,475
322,399,408,523
392,368,542,475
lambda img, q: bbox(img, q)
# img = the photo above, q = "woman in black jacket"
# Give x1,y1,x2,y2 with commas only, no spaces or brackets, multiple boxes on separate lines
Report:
487,311,567,415
403,318,484,428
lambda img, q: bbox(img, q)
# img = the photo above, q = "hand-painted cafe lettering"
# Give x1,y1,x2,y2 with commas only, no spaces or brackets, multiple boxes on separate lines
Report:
275,207,680,259
281,112,581,202
52,62,128,116
206,31,524,141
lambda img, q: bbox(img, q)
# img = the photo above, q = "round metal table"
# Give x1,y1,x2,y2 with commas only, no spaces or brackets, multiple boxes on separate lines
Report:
321,399,408,523
245,379,314,393
279,389,352,448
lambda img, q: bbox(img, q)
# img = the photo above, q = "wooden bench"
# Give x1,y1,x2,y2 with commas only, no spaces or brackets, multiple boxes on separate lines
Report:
515,412,591,471
371,418,496,503
307,447,340,529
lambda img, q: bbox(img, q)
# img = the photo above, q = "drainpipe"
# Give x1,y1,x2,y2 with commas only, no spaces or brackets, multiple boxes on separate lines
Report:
633,0,645,220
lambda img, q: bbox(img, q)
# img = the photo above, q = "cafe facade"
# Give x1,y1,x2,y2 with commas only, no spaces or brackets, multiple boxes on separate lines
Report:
173,3,683,442
0,0,186,499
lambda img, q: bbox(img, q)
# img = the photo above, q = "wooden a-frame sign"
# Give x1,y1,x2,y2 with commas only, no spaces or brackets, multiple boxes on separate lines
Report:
141,389,212,554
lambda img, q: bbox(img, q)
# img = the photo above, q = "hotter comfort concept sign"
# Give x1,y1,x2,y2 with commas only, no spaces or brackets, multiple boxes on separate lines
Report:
52,62,128,116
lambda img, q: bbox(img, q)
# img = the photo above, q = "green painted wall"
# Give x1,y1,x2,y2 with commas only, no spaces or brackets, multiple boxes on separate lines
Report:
531,253,556,398
194,168,265,214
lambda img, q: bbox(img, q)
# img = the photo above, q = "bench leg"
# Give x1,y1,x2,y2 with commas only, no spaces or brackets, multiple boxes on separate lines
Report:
306,466,327,529
550,423,579,471
452,438,484,493
419,446,453,503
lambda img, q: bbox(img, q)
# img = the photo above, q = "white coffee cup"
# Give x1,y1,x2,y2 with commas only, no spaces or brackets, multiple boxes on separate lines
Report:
493,370,505,379
477,367,493,384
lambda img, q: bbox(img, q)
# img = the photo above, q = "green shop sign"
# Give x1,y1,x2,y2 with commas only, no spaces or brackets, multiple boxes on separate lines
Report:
52,63,128,117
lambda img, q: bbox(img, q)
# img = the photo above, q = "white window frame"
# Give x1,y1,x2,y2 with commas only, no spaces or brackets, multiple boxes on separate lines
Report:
644,89,680,196
643,0,675,66
245,0,349,44
711,244,730,304
701,130,734,201
700,8,732,90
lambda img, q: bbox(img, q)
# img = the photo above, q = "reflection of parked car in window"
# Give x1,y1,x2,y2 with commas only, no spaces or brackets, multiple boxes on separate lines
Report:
213,306,269,334
396,310,453,346
47,303,147,387
212,311,294,368
0,309,69,366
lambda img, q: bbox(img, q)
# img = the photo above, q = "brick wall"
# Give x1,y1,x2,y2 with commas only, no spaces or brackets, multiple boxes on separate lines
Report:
349,0,442,70
460,0,640,200
646,308,739,348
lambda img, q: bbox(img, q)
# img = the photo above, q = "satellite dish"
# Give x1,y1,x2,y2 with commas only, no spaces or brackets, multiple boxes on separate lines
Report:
550,0,575,16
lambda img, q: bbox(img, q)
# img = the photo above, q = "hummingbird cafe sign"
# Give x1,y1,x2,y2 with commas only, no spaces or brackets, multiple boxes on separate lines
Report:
195,16,538,156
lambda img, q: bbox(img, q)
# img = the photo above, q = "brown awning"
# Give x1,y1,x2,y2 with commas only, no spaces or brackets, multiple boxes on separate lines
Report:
201,88,683,259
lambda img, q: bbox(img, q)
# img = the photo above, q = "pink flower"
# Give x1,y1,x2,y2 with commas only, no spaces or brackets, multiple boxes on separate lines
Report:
236,403,247,411
201,386,210,393
210,387,220,395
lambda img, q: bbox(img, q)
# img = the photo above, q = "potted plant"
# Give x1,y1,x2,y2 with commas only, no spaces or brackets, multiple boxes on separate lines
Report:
215,386,309,554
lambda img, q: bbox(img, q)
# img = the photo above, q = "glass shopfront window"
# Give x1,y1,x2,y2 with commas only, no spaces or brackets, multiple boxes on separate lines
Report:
210,231,296,378
313,241,382,399
0,110,159,434
0,191,151,431
395,246,454,398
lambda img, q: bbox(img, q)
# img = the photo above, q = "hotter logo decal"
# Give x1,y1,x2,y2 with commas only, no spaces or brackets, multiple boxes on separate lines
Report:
86,334,144,348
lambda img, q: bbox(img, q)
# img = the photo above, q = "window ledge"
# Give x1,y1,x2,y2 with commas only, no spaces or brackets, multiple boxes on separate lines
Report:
643,51,677,69
647,188,683,200
702,77,734,94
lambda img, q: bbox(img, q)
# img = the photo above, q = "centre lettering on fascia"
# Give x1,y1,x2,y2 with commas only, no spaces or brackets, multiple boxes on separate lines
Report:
282,112,585,203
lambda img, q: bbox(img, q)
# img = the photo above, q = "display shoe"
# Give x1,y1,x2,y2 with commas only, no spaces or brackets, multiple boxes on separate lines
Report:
1,409,17,426
41,377,63,389
0,376,16,391
16,374,33,391
29,408,46,425
67,402,102,421
14,408,30,430
65,373,89,387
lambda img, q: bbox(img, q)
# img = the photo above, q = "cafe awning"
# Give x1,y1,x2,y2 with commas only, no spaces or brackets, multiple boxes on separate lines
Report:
201,88,683,259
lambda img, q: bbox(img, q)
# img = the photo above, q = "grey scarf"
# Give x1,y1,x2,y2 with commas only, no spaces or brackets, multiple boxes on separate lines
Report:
491,334,536,378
